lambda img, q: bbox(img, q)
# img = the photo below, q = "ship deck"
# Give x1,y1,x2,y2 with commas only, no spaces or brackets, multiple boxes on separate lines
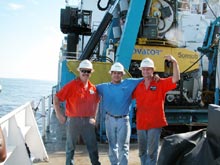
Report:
34,111,140,165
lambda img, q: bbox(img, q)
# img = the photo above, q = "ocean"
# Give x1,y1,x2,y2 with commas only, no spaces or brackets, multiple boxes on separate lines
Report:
0,78,56,117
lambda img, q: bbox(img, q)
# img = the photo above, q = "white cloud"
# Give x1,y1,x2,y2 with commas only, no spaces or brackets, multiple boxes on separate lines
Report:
8,3,24,10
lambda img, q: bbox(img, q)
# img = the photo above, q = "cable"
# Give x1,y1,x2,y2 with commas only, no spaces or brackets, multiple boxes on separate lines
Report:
182,53,205,74
97,0,111,11
204,0,217,19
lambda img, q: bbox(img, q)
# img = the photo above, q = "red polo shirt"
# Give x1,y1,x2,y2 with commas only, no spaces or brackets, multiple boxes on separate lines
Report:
56,78,99,117
132,77,176,130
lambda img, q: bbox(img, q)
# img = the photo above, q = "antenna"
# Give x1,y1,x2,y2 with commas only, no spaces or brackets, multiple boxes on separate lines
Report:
79,0,83,13
65,0,69,5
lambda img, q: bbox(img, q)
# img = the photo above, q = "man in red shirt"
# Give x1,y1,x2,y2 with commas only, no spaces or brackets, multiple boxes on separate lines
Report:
132,55,180,165
53,60,100,165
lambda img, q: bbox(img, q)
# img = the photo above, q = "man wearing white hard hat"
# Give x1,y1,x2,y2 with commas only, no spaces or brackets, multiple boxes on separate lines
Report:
132,55,180,165
54,59,101,165
96,62,159,165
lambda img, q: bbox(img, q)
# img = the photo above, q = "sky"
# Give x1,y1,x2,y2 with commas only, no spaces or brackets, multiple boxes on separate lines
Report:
0,0,220,82
0,0,67,81
0,0,106,81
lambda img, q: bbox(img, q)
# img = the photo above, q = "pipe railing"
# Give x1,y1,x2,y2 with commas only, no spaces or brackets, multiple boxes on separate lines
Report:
0,102,49,164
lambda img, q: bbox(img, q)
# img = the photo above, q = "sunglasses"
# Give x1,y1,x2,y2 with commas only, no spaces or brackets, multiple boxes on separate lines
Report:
112,71,122,75
80,70,92,74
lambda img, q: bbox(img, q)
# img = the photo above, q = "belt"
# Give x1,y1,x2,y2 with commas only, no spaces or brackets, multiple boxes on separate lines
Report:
106,112,128,118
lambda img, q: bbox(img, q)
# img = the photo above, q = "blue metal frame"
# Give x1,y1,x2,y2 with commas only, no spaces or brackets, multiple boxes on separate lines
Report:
165,109,208,124
198,17,220,105
59,59,76,90
115,0,147,70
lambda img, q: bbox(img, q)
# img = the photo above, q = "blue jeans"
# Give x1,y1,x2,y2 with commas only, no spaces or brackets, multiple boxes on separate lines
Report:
105,114,131,165
137,128,162,165
65,117,100,165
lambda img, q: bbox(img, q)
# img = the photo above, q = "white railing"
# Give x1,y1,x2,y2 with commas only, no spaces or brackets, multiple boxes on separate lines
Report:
33,93,55,140
0,102,49,165
33,95,53,139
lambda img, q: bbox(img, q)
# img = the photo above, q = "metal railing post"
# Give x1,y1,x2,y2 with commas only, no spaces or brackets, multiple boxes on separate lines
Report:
46,95,52,132
41,97,46,139
31,101,36,116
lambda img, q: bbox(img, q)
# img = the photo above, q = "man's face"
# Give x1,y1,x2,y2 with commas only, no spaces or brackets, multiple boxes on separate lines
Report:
111,71,123,84
141,67,154,79
79,68,92,81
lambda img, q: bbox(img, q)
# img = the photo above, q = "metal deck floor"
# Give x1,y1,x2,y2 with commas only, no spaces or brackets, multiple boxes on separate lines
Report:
34,111,140,165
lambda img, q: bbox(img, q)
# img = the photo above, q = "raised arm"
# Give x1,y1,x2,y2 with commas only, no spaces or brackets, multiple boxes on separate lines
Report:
164,55,180,83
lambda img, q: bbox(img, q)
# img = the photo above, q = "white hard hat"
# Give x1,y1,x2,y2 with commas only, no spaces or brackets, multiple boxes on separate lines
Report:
77,59,93,70
109,62,125,74
139,58,154,69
